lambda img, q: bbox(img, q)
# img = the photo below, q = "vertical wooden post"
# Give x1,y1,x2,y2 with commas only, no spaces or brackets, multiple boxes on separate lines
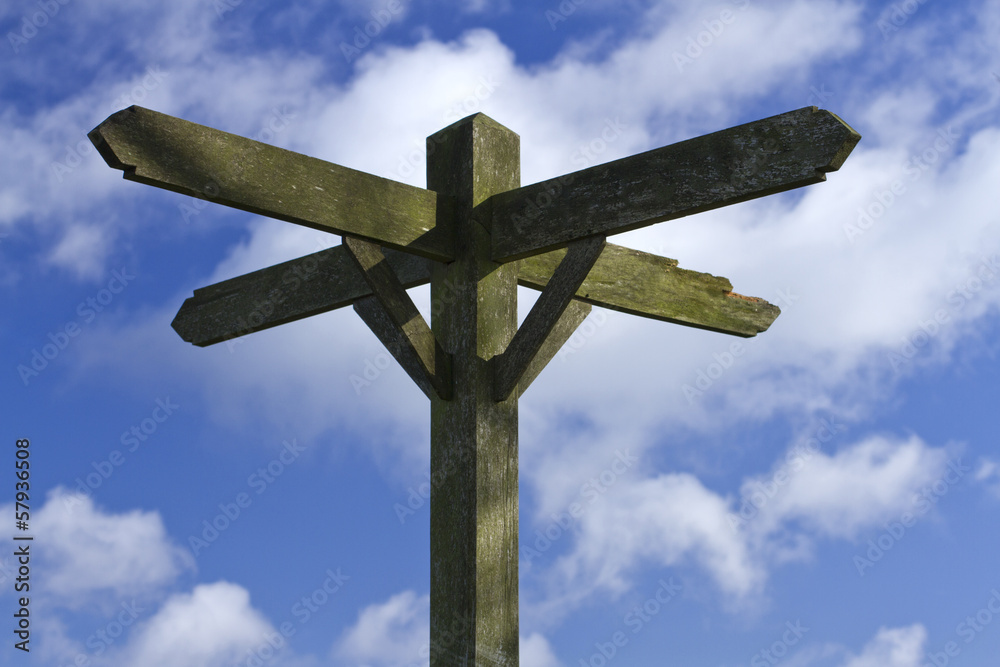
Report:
427,113,520,665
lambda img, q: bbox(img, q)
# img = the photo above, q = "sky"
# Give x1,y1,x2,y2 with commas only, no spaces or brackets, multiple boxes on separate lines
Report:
1,0,999,665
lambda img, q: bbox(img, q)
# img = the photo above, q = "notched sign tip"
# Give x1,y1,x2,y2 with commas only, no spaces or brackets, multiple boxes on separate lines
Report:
88,106,144,173
816,108,862,173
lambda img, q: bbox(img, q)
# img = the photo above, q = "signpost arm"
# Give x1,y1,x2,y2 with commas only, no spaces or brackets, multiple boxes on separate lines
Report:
171,245,431,347
89,106,455,261
489,106,861,261
517,243,780,337
171,241,779,347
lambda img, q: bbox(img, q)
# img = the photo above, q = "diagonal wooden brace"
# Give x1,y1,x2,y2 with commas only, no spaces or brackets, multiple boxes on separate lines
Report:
515,300,591,399
492,235,606,401
343,236,452,401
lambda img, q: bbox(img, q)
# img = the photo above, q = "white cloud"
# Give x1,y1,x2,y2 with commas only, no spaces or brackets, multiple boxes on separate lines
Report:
460,0,503,13
7,488,194,606
530,435,952,617
47,223,114,280
109,582,284,667
730,623,928,667
521,632,561,667
838,625,926,667
334,590,563,666
975,458,1000,498
0,8,329,281
335,590,430,665
0,489,304,667
745,435,952,541
554,472,761,601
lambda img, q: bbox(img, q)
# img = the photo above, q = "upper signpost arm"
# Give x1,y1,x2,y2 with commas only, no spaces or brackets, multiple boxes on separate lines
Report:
488,107,861,262
89,106,456,262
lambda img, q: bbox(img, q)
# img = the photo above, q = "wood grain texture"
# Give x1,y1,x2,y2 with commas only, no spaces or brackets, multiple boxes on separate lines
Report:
170,245,430,347
517,243,780,337
427,114,520,665
489,107,861,261
493,236,605,401
344,237,451,400
90,106,455,261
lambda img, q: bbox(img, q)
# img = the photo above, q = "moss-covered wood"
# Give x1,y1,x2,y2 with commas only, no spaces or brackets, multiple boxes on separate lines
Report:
489,107,861,261
172,239,778,346
344,237,451,401
170,245,430,347
517,243,780,337
89,106,455,261
427,114,520,665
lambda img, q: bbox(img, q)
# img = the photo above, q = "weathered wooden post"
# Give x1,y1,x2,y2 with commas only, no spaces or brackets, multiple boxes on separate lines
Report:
89,104,859,664
425,113,521,661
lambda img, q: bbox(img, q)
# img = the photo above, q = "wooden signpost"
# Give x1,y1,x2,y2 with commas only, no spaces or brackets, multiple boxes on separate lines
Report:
90,105,859,665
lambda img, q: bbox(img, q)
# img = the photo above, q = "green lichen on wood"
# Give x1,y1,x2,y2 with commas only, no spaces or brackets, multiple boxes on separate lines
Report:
90,106,455,261
489,106,861,261
517,243,780,337
427,113,520,665
173,240,778,346
171,245,430,346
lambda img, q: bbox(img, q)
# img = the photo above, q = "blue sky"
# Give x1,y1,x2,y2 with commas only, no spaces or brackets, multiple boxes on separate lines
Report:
2,0,1000,665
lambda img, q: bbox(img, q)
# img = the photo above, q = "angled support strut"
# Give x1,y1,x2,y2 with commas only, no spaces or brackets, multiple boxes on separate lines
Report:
343,236,452,401
492,235,606,401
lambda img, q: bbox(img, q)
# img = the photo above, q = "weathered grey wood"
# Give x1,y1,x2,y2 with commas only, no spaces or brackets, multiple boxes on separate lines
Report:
516,300,591,399
517,243,780,337
89,106,456,261
488,107,861,261
493,236,605,401
344,236,451,400
172,240,777,345
428,114,520,665
170,245,431,347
